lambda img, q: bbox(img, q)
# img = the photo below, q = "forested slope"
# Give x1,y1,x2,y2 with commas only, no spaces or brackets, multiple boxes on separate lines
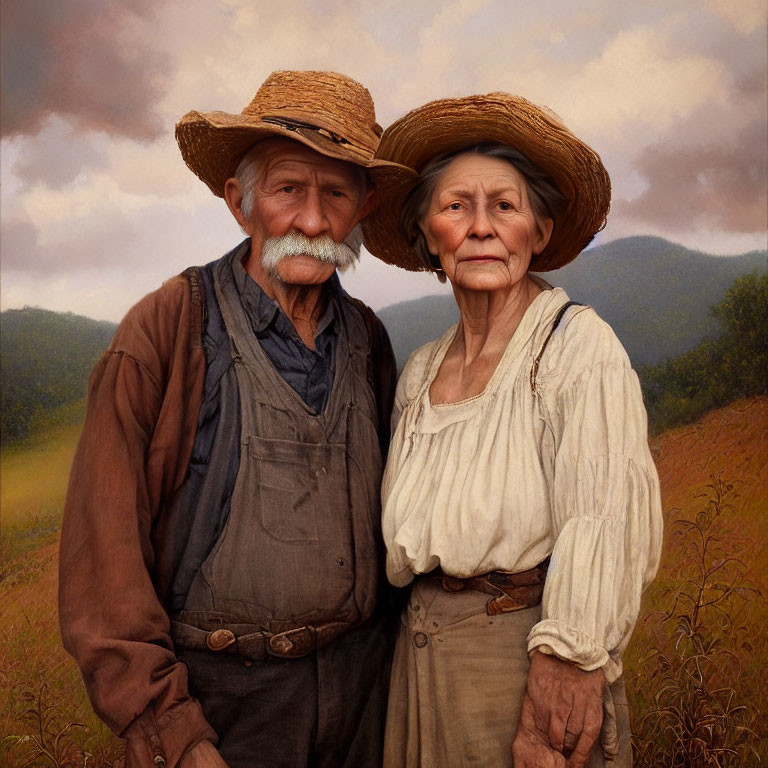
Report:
1,308,115,443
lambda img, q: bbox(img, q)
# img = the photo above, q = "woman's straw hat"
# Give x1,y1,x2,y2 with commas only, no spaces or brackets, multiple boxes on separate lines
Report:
362,92,611,272
176,70,414,197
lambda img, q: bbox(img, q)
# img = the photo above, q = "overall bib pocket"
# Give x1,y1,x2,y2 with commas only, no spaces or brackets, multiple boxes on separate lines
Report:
249,435,321,543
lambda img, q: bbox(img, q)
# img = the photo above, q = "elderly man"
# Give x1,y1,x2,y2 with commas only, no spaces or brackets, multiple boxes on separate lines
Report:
59,71,413,768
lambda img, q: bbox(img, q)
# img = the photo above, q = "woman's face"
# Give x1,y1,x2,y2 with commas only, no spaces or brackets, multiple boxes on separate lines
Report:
418,153,553,293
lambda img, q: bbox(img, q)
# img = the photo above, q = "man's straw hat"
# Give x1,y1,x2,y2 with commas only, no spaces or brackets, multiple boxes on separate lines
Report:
176,70,414,197
362,92,611,272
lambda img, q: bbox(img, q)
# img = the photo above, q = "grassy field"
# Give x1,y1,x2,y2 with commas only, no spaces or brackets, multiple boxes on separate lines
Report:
625,397,768,765
0,401,123,767
1,401,86,585
1,397,766,766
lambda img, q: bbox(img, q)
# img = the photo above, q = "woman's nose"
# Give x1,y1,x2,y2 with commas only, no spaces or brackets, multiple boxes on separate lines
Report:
468,207,494,239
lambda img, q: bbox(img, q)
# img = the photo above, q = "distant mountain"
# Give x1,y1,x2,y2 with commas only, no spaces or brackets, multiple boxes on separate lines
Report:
378,294,460,369
378,236,766,369
1,237,764,444
1,308,116,443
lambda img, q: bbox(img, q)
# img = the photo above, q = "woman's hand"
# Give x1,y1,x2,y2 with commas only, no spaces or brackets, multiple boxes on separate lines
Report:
179,740,229,768
511,650,605,768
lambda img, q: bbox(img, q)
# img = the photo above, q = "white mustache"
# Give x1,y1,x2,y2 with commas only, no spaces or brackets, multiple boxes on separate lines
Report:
261,225,363,276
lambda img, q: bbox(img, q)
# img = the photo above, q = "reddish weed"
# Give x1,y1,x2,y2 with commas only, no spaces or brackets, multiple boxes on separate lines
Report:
629,475,762,766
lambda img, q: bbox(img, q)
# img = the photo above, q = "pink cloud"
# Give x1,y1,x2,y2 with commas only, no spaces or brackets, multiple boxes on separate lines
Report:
613,59,767,235
1,0,170,141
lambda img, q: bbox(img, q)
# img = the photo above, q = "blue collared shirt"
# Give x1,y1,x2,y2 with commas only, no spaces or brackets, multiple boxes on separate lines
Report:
232,246,338,414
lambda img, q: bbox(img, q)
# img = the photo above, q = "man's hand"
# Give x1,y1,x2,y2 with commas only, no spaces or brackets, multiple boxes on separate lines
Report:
180,740,229,768
511,651,605,768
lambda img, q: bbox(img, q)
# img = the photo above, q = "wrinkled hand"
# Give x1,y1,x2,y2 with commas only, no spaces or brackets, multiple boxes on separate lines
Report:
179,740,229,768
512,651,605,768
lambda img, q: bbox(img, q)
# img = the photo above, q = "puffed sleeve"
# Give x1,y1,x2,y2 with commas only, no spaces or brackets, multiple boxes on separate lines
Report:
526,311,663,683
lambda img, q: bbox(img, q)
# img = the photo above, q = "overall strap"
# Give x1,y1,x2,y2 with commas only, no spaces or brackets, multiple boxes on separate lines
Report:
530,301,584,392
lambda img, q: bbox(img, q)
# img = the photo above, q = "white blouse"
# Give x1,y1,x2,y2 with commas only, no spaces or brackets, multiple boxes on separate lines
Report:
381,287,663,682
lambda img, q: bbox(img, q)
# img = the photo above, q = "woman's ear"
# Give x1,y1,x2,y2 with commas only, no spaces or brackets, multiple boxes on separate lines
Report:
224,177,251,234
418,216,440,256
533,217,554,255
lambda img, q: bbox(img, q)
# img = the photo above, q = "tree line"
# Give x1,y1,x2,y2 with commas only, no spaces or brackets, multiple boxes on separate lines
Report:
0,308,115,445
639,272,768,434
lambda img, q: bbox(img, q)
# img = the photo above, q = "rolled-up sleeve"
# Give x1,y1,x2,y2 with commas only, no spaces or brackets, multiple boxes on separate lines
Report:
58,277,216,766
527,327,664,683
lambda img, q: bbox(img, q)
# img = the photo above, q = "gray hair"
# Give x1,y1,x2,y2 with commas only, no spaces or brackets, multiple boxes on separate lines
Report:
400,142,568,275
235,146,262,220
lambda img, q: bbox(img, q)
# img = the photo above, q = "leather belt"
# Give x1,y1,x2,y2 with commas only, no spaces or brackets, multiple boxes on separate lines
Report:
429,557,549,616
170,619,352,661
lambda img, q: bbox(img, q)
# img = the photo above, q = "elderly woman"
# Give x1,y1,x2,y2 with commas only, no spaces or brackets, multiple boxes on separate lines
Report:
363,94,663,768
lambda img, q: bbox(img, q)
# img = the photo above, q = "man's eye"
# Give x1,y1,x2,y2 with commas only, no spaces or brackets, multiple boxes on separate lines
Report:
330,190,345,198
281,186,295,193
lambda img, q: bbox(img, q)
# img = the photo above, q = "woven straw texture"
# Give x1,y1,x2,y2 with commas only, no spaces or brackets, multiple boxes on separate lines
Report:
362,92,611,272
176,70,414,197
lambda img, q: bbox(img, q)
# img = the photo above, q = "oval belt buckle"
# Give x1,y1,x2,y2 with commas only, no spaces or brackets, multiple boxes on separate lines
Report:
206,628,236,651
268,626,315,658
485,595,527,616
441,576,466,593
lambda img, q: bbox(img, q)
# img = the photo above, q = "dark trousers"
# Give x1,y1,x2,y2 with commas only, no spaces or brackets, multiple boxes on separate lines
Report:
179,616,394,768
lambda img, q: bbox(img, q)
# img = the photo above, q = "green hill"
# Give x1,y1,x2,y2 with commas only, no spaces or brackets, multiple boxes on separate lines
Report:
543,236,766,365
1,308,116,444
379,236,766,369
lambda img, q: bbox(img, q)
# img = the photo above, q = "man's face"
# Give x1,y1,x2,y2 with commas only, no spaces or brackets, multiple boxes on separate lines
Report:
233,137,374,286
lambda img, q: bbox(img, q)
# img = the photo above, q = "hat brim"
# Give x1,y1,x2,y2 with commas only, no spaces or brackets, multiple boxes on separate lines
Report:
176,110,416,198
361,93,611,272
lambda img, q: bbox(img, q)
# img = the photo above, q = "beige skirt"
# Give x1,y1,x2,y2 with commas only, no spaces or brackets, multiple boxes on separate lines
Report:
384,578,632,768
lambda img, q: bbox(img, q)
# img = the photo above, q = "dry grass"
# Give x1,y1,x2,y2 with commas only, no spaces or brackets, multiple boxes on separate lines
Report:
1,404,123,767
625,397,768,765
3,683,86,767
0,540,124,767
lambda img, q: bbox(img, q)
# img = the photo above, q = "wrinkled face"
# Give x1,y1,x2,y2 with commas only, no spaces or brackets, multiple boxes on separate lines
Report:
233,137,374,285
418,153,552,293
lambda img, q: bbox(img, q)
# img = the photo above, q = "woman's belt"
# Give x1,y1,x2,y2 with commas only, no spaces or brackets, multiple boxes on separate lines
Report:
170,619,352,661
428,557,549,616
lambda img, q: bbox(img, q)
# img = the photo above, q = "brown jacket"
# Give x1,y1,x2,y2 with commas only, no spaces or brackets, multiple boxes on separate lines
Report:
58,269,395,767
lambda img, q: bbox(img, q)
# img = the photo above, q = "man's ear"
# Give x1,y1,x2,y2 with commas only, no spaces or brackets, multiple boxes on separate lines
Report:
354,185,378,224
533,217,554,255
224,177,251,233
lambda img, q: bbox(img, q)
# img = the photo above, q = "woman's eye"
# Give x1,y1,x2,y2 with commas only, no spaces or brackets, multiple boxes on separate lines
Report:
448,202,462,211
497,201,513,211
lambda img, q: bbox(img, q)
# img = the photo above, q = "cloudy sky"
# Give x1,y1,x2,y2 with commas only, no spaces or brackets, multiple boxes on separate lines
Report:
1,0,766,322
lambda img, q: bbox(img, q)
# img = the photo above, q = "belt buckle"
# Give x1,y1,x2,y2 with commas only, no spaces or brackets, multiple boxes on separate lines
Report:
268,626,316,658
440,576,466,593
206,628,236,651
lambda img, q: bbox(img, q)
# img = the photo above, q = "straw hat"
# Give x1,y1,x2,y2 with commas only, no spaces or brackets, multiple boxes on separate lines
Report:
175,70,414,197
362,92,611,272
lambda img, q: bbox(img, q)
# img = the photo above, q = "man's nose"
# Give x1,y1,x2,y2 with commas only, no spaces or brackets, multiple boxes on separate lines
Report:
293,189,330,237
468,207,494,240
